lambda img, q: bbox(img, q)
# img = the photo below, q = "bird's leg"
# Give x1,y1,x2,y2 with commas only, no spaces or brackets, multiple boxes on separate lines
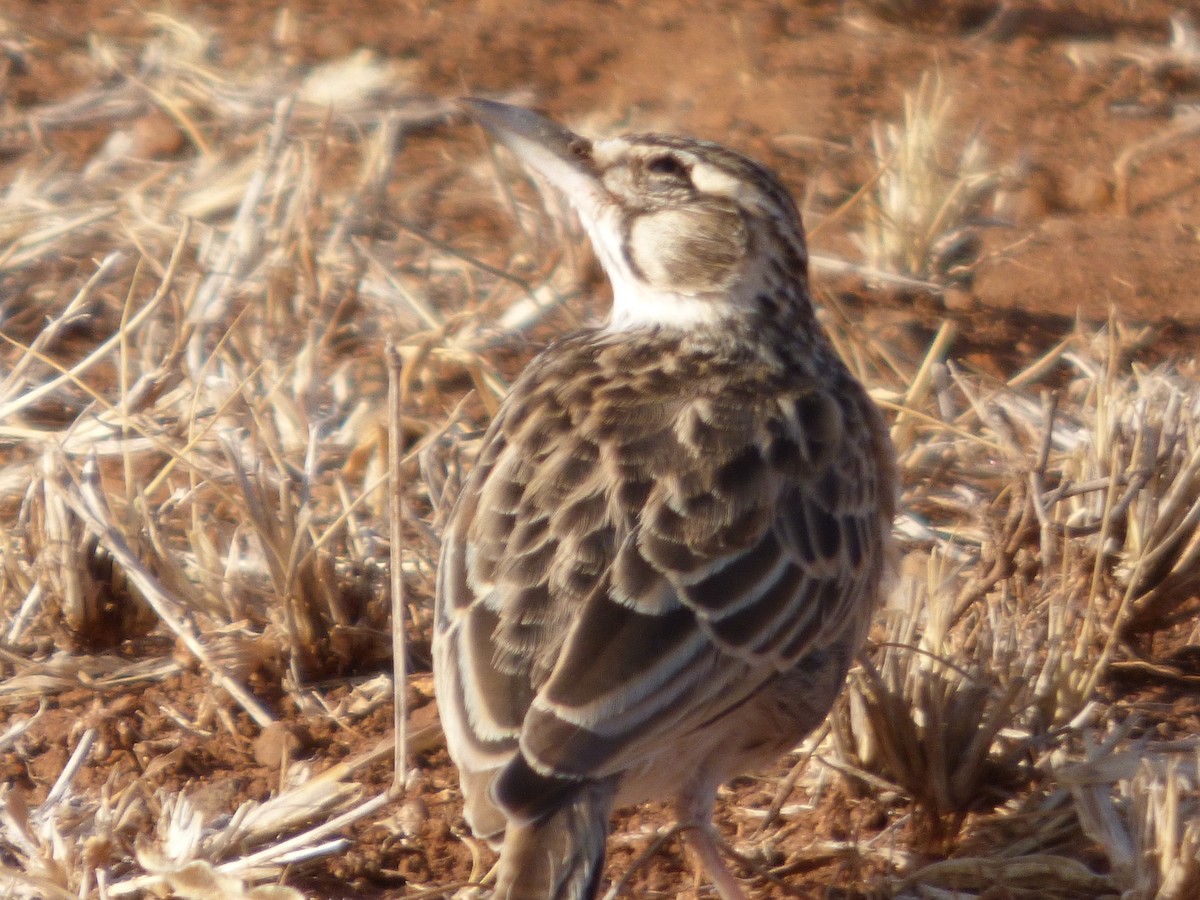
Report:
682,824,748,900
676,783,748,900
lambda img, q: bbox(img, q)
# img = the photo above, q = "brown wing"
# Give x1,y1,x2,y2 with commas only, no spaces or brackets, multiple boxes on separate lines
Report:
434,335,894,800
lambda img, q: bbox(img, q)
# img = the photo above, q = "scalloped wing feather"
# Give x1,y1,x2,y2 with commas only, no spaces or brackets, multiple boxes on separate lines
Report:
434,333,895,802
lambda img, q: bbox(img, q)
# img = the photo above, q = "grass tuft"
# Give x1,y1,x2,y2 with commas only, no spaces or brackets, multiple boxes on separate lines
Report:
856,70,997,286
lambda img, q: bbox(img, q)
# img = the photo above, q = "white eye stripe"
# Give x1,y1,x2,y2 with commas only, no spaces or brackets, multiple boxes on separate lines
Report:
687,163,742,197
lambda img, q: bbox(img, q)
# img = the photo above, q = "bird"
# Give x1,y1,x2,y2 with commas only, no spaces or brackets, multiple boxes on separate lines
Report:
433,99,897,900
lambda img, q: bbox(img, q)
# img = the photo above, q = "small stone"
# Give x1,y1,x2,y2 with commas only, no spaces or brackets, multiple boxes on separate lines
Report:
130,109,185,159
994,163,1060,224
1064,166,1113,212
397,797,429,837
253,722,303,768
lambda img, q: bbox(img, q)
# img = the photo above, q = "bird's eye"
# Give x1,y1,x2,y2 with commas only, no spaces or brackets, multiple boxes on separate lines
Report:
568,138,592,162
645,154,688,179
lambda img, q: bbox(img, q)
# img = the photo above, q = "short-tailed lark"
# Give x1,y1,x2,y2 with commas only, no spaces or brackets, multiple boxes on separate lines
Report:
433,100,897,899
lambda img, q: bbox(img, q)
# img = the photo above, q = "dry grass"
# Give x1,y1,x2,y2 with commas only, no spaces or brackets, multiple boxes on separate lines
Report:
855,70,997,286
821,318,1200,896
0,15,538,897
1,16,1199,898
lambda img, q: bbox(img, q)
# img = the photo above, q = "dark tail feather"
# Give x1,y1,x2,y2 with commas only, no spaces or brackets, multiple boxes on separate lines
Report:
492,763,618,900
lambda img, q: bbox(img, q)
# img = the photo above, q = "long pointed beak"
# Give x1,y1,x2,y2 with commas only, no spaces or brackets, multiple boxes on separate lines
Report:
461,99,601,214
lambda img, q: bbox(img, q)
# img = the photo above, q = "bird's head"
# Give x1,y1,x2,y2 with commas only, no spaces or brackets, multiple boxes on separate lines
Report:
463,99,812,333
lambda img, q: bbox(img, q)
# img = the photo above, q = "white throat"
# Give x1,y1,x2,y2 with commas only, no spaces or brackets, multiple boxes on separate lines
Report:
605,279,728,331
582,208,731,333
